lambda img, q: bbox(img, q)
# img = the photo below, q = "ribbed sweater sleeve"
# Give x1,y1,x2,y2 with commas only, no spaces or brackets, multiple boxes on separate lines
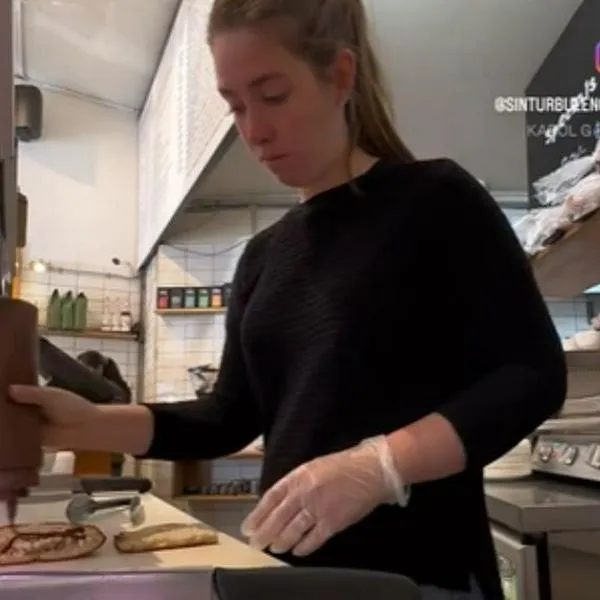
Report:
434,160,567,468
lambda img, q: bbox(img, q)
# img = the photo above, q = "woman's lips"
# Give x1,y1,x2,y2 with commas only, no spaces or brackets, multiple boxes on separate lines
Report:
262,154,288,166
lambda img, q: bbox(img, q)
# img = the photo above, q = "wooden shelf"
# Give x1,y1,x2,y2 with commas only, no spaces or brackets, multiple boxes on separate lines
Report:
172,444,263,499
178,494,258,502
39,327,138,342
564,348,600,369
156,307,226,315
531,208,600,298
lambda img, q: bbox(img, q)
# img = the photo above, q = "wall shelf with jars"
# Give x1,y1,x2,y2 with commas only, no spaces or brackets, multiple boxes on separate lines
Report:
155,284,232,315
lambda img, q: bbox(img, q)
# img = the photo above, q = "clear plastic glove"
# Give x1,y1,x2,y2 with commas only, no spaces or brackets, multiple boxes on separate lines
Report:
241,435,408,557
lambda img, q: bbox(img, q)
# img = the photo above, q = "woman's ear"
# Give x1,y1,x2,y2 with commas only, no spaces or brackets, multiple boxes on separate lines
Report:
331,47,357,107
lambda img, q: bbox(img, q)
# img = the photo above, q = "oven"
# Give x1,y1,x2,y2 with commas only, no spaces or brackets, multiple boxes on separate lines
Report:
485,346,600,599
486,434,600,600
490,511,600,600
491,523,541,600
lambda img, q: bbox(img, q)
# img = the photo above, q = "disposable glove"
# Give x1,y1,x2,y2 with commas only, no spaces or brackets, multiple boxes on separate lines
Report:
241,435,409,556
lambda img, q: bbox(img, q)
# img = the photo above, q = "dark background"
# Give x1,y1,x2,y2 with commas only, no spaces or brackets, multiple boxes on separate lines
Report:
525,0,600,207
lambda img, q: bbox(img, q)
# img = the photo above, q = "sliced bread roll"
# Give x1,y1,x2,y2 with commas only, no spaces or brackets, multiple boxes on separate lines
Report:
114,523,218,554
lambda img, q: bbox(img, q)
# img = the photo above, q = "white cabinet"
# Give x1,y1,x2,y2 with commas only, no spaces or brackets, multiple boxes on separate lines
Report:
0,0,13,159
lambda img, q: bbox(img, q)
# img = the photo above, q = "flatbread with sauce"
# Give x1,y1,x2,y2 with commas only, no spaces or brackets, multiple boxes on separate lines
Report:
114,523,218,554
0,522,106,566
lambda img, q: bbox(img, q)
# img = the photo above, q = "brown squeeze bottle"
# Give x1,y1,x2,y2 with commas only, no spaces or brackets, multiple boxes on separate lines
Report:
0,298,42,520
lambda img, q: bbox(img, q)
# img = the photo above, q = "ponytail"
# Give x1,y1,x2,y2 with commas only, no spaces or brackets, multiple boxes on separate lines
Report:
346,0,415,163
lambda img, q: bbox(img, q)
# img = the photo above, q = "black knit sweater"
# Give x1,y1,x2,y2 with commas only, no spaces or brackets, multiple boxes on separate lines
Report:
140,158,566,599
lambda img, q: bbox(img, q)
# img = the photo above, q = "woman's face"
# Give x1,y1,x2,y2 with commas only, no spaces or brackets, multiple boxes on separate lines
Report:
211,27,355,190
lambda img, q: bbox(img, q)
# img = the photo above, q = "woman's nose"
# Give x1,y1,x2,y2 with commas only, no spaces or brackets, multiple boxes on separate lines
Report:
240,109,274,148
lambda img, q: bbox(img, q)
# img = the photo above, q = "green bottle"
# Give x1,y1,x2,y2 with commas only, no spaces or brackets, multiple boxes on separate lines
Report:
46,289,61,330
74,292,88,331
60,291,75,330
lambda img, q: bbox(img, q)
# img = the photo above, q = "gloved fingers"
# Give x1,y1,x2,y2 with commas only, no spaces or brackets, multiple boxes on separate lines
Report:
244,492,301,550
290,520,331,557
269,508,316,554
241,480,288,537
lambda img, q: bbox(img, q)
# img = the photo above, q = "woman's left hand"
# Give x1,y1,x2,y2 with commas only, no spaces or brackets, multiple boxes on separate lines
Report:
240,440,392,556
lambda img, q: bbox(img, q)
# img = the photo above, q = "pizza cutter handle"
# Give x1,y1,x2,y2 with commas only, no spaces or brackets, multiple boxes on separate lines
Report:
93,497,136,511
78,477,152,496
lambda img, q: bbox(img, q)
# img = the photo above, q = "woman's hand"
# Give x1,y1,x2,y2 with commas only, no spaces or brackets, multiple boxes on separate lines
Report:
241,438,397,557
9,385,102,448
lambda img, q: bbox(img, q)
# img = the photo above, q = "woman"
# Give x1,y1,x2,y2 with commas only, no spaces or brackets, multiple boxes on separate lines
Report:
77,350,132,475
8,1,565,598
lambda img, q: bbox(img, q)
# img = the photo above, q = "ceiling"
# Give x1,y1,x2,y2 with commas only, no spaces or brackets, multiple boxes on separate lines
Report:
14,0,180,110
13,0,584,194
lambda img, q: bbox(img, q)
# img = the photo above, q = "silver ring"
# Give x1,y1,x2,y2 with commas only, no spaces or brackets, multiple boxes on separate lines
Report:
299,508,316,527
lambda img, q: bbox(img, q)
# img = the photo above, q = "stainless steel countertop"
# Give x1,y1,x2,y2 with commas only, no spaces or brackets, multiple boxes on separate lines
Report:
485,476,600,534
0,570,215,600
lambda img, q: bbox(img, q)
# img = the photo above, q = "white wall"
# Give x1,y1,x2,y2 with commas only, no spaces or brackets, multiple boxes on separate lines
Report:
17,89,138,268
140,208,285,502
16,90,141,452
21,266,140,397
154,210,286,391
145,204,595,397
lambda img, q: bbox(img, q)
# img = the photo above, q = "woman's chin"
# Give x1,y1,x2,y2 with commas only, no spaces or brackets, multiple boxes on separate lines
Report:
265,164,307,189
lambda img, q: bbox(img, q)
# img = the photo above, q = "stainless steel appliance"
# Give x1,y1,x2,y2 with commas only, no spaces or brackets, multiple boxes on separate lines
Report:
487,472,600,600
486,352,600,600
0,567,421,600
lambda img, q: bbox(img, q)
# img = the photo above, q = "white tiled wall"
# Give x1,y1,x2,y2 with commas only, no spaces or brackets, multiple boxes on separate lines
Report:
152,209,286,401
19,265,141,397
142,255,158,404
138,254,173,490
139,209,287,497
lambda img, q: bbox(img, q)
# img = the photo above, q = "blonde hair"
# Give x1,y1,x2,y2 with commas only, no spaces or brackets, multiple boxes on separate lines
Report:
208,0,414,164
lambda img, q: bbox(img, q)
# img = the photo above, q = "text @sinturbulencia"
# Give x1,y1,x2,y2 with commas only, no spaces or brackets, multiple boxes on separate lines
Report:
495,94,600,114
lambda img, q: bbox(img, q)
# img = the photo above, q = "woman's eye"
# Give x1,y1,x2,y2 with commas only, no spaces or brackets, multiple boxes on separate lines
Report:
228,105,244,115
263,94,288,105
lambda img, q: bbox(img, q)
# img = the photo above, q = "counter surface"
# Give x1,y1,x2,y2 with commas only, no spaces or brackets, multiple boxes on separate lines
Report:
485,477,600,534
0,493,282,572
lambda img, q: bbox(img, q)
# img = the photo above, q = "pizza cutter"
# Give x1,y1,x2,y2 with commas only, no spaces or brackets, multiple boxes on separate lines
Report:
66,494,145,526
